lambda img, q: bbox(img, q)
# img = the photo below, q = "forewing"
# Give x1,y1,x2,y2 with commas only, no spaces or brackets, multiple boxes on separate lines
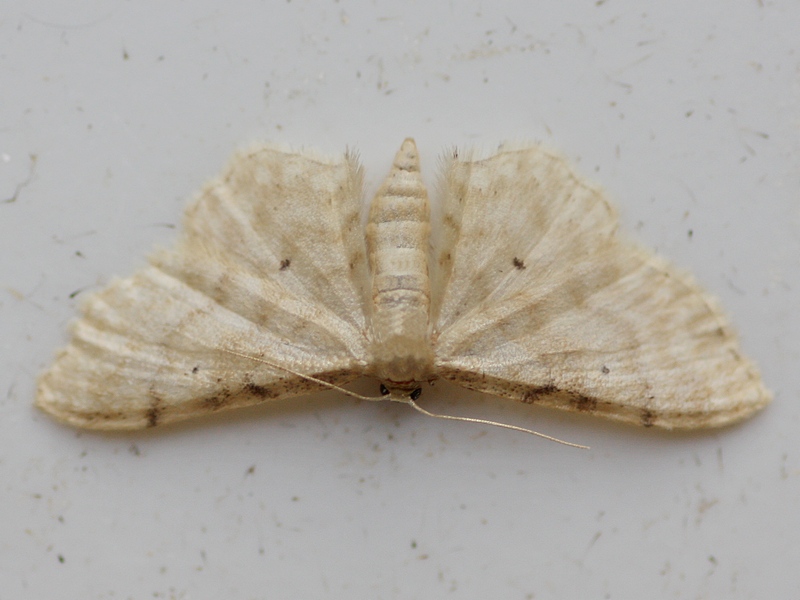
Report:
432,146,770,429
37,145,370,429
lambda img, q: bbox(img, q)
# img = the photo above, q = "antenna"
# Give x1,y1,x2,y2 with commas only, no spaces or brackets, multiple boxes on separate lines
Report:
218,347,588,448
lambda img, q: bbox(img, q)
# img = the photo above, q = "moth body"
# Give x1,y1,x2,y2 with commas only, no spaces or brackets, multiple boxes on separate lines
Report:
35,138,771,430
365,139,434,391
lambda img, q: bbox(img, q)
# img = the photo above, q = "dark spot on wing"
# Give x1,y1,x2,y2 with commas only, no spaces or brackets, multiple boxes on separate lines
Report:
570,395,598,412
83,410,126,425
192,366,200,374
245,383,276,399
345,209,360,232
348,249,364,271
212,272,233,306
203,397,224,409
641,409,656,427
601,365,610,374
521,385,558,404
279,259,291,271
522,386,600,413
513,257,526,270
146,396,163,428
204,387,233,410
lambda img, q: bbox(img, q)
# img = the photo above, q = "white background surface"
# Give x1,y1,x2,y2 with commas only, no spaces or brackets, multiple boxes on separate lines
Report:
2,1,798,598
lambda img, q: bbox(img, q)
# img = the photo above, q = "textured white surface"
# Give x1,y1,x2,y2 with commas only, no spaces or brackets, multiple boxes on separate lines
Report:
2,1,798,598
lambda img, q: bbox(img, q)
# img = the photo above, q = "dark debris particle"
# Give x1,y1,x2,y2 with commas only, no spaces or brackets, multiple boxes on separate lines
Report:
58,554,65,563
2,153,37,204
601,365,610,374
513,257,526,270
279,258,291,271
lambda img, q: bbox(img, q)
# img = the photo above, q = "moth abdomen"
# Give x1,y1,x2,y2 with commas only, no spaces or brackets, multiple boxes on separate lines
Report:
366,139,434,384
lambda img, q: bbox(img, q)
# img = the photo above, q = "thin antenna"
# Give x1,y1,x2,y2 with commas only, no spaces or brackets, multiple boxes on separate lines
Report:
217,347,588,448
406,397,589,449
218,347,380,402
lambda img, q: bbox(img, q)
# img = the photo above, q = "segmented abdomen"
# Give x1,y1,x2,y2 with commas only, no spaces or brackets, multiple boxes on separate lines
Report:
366,139,433,384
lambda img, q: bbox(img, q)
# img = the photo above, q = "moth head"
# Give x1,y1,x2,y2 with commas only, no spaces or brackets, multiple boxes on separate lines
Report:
379,382,422,403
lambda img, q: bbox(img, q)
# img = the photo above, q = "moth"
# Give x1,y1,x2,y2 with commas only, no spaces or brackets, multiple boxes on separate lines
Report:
37,139,771,432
